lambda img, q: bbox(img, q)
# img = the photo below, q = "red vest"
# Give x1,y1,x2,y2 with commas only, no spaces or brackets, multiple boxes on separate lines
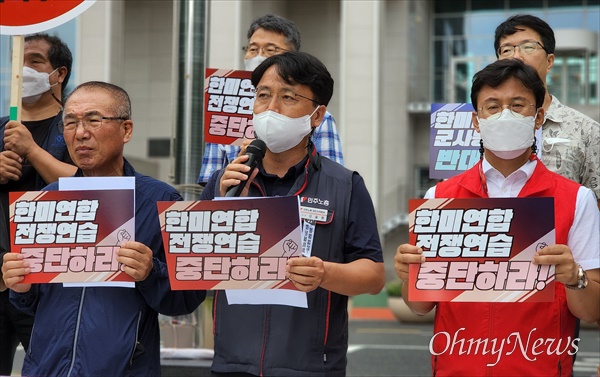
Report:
432,160,580,376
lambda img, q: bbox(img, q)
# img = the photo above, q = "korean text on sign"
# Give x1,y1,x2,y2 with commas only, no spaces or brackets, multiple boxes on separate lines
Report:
408,197,557,303
429,103,484,180
206,74,255,139
13,199,100,245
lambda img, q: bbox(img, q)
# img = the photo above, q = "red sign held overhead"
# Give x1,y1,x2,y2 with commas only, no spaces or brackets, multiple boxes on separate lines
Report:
0,0,96,35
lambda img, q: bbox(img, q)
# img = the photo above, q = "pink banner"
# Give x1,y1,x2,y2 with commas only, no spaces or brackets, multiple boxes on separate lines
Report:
157,196,302,290
408,197,555,302
203,68,255,145
9,189,135,284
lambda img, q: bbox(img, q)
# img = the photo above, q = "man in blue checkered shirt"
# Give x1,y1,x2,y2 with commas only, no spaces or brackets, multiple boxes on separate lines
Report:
197,14,344,185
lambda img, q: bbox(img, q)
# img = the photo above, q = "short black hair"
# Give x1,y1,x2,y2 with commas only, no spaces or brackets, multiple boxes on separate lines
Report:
251,51,333,107
471,59,545,110
247,14,301,51
494,14,555,57
25,33,73,92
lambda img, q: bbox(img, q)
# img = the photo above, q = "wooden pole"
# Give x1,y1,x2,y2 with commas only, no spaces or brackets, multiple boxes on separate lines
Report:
9,35,24,122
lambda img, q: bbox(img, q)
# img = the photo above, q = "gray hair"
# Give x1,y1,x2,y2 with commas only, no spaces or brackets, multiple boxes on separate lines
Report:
247,14,301,51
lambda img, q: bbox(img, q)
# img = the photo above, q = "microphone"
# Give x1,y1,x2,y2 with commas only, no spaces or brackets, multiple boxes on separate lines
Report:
224,139,267,197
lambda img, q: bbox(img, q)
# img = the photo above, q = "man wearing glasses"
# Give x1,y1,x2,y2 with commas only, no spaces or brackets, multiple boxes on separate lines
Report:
201,51,385,376
2,81,206,377
394,58,599,376
197,14,344,186
494,14,600,207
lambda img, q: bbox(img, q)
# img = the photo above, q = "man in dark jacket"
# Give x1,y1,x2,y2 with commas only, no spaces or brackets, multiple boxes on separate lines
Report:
0,33,76,376
2,81,206,376
201,51,385,376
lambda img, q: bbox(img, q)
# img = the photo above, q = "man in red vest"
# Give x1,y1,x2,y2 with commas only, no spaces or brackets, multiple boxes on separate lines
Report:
394,59,599,376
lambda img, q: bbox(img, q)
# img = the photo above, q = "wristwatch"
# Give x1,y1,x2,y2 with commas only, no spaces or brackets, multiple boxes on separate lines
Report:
564,264,588,290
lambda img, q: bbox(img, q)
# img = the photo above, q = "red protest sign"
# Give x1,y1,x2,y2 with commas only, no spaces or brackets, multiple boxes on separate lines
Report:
0,0,96,35
157,196,302,290
204,68,256,145
9,189,135,284
407,197,556,303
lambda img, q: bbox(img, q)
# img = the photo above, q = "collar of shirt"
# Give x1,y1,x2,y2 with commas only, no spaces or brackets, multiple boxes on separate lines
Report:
258,155,309,197
481,156,537,197
544,94,564,124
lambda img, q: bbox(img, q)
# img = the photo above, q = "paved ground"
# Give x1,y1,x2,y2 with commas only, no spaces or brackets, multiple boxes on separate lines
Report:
10,293,600,376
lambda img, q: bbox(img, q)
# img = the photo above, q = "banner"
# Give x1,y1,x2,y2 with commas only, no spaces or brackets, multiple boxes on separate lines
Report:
203,68,255,145
408,197,555,302
9,189,135,284
158,196,302,290
429,103,479,180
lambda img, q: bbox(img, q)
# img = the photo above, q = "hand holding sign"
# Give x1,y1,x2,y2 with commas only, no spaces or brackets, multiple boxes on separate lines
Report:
1,253,32,293
116,241,153,282
532,244,578,287
394,243,425,283
286,256,326,292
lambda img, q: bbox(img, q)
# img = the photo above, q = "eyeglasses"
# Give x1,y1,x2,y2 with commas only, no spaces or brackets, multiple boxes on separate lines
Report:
59,115,126,133
242,45,287,58
478,99,536,119
253,88,318,107
497,41,549,58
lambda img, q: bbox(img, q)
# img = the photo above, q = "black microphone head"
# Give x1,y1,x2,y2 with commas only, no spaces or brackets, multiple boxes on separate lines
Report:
246,139,267,159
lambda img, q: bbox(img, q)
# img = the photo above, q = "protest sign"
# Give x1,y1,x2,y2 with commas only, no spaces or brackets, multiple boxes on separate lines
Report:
9,189,135,284
408,197,555,302
430,103,479,180
158,196,302,290
203,68,255,145
0,0,96,35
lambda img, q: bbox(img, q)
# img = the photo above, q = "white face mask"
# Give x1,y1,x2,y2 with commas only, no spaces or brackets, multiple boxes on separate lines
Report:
478,109,536,160
253,107,319,153
22,66,58,104
244,55,267,71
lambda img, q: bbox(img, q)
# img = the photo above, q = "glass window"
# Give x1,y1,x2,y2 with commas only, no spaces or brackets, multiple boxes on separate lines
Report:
584,8,600,30
547,10,586,29
471,0,505,11
547,58,562,101
416,167,439,197
590,55,598,104
467,37,496,57
566,57,586,105
466,12,508,37
432,0,598,106
435,0,467,13
434,17,465,36
433,40,447,69
434,77,445,103
549,0,582,6
508,0,545,9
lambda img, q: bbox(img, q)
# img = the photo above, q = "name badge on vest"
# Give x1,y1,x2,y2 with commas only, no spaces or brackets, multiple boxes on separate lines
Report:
301,220,315,257
299,204,334,257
